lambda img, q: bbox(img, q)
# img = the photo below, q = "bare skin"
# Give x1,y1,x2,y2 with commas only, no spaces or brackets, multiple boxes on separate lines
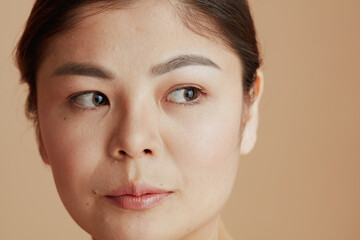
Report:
36,1,262,239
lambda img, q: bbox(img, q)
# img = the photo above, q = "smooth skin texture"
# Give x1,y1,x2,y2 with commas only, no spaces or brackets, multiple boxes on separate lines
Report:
36,1,263,239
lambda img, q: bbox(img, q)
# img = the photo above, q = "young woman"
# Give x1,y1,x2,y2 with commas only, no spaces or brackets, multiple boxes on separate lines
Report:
16,0,263,239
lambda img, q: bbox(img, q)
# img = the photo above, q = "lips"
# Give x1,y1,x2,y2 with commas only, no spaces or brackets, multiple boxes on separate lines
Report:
105,183,173,210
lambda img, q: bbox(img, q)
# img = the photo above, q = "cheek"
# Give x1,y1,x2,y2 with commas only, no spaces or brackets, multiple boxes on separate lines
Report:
38,110,105,197
167,100,243,197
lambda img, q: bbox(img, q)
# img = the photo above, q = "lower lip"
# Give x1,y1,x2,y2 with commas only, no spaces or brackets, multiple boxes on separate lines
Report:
106,192,173,210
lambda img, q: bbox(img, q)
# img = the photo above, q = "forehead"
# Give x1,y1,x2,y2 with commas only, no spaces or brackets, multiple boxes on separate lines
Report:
41,0,241,79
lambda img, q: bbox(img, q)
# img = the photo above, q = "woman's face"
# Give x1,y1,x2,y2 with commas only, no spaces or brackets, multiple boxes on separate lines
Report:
37,1,251,240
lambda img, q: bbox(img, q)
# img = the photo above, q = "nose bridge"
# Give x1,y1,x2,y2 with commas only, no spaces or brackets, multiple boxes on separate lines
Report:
126,100,156,140
109,96,161,160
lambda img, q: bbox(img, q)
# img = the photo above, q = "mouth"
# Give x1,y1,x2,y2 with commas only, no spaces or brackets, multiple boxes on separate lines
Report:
105,183,174,211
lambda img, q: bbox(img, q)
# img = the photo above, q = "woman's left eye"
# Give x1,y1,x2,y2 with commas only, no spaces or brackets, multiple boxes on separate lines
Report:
166,87,205,104
71,91,109,108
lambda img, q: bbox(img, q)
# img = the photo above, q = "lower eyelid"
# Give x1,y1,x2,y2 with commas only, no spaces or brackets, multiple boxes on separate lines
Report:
70,101,108,112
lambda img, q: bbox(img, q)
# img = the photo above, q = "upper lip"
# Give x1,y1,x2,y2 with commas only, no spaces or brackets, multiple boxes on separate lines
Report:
106,183,172,197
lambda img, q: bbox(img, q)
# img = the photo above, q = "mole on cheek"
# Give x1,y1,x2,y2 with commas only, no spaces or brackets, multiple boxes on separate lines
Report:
63,117,67,121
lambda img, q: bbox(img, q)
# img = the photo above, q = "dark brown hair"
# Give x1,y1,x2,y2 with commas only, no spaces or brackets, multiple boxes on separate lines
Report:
16,0,261,123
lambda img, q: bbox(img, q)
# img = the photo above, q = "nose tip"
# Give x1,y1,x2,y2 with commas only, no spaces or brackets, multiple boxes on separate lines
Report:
108,103,161,161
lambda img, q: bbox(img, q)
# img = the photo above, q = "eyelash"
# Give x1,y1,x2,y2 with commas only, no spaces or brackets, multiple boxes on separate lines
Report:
68,86,207,111
165,86,207,107
68,91,108,111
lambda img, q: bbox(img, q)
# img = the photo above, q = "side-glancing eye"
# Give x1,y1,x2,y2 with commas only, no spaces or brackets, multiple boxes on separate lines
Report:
166,87,205,104
71,91,109,108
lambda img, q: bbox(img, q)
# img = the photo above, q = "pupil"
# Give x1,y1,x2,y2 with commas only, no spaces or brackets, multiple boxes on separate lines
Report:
94,94,104,105
185,89,195,100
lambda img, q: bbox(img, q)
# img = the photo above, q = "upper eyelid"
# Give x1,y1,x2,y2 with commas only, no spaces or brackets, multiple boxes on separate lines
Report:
167,84,206,94
166,86,204,98
170,87,205,97
68,91,95,100
176,86,206,94
69,90,105,100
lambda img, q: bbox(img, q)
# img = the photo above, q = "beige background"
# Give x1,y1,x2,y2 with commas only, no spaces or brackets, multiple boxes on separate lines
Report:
1,0,359,239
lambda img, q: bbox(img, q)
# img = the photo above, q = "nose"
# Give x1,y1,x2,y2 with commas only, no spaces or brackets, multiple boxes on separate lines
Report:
108,102,162,160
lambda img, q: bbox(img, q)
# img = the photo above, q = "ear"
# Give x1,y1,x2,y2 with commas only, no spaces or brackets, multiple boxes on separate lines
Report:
240,70,264,155
36,124,51,165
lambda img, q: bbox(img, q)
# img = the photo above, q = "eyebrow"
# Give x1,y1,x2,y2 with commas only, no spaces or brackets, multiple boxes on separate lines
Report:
52,62,114,80
150,54,221,76
52,54,221,80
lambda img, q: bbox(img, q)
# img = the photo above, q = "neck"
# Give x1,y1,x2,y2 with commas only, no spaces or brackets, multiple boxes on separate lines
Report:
218,218,234,240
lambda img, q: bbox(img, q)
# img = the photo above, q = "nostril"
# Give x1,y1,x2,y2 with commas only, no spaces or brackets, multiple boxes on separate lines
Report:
144,149,152,154
118,149,152,156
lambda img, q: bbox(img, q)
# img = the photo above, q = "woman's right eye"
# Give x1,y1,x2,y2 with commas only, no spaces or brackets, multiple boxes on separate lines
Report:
71,91,109,108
